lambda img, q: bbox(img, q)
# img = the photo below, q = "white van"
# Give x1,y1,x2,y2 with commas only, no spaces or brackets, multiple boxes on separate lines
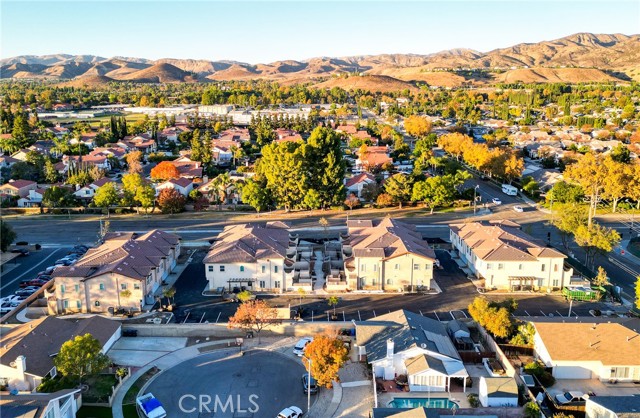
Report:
501,184,517,196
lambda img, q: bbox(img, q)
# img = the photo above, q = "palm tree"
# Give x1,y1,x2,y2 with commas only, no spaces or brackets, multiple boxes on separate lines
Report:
213,173,233,211
162,287,176,307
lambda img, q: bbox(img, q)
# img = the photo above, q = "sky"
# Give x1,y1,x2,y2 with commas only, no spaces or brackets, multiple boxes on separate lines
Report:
2,0,639,63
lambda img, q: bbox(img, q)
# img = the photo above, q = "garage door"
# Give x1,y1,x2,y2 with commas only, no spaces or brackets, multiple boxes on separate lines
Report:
553,365,591,379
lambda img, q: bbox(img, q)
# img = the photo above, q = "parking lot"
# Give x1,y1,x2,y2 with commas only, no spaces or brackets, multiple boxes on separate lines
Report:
170,250,609,325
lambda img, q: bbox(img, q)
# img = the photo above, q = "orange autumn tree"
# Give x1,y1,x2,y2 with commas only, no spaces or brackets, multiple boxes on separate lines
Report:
228,299,278,343
150,161,180,181
302,334,349,388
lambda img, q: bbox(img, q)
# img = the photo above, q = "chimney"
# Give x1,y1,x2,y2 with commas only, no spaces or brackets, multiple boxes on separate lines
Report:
386,339,394,359
15,355,26,377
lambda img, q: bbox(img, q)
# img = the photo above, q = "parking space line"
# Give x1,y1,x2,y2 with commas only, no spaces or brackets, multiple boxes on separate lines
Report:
215,312,221,323
0,248,64,292
373,310,377,317
342,311,346,322
357,311,362,321
433,311,440,321
524,310,530,316
540,310,547,317
556,310,563,317
419,310,423,316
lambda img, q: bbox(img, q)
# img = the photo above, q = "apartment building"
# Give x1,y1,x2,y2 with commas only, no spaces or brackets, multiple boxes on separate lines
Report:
50,230,180,314
449,220,572,291
342,218,436,292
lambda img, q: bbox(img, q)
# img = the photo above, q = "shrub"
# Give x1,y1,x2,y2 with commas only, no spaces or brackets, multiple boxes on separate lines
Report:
16,241,28,246
524,361,555,387
467,393,480,408
523,401,540,418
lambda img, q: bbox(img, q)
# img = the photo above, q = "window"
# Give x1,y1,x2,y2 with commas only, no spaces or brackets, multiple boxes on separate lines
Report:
134,283,140,290
261,265,266,273
63,300,69,308
121,283,127,290
372,278,377,285
395,264,399,270
240,266,245,272
274,266,278,273
274,280,281,288
94,301,100,307
413,264,420,270
518,264,523,271
552,279,559,287
373,264,377,272
74,284,79,292
60,285,65,294
425,264,430,270
208,266,213,272
76,300,81,309
541,264,546,272
219,265,225,272
610,367,630,379
498,263,504,270
361,264,366,271
99,283,105,290
553,264,558,272
259,280,265,288
487,263,493,270
386,278,393,285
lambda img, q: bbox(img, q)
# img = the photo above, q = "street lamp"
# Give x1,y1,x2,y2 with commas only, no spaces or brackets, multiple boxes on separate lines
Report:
473,185,480,214
303,356,312,414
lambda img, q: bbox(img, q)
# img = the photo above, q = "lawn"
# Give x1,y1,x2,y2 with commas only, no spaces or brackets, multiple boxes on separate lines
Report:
76,405,137,418
122,367,160,405
83,374,118,403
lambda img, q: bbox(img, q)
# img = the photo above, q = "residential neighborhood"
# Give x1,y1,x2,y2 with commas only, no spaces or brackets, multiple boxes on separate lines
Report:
2,3,640,418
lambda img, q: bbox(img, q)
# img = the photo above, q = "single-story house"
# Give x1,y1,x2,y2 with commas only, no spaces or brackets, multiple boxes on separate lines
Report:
478,377,519,407
585,395,640,418
0,316,121,391
356,310,468,393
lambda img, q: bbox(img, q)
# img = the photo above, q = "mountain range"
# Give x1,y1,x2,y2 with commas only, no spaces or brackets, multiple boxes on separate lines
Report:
2,33,639,90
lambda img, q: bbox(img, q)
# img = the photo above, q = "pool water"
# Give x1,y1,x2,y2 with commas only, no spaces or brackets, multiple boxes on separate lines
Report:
388,397,458,409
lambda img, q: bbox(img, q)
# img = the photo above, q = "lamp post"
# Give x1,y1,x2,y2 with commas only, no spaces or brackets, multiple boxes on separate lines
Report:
303,356,312,414
473,185,480,214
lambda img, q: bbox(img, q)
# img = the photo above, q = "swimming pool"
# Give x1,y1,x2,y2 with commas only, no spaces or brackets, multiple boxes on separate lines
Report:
388,397,458,409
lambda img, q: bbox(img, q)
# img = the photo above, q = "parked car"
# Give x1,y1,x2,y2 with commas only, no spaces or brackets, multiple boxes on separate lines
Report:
293,337,313,356
555,391,584,405
15,289,36,297
302,374,318,395
0,302,15,314
10,248,29,256
492,197,502,205
21,279,48,288
277,406,303,418
43,266,57,275
136,393,166,418
513,205,524,212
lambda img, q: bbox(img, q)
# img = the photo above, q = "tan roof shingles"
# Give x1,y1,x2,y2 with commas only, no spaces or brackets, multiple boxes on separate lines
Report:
533,321,640,366
203,224,290,264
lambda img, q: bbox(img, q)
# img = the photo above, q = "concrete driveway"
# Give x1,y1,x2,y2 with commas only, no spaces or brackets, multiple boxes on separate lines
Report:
145,349,308,417
108,337,187,367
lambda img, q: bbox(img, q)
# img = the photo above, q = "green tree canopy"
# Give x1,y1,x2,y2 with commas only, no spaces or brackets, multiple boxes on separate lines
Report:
54,334,111,386
0,220,17,252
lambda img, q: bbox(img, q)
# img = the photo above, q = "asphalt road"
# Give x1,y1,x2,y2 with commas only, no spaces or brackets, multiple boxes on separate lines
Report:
145,350,308,418
0,248,68,297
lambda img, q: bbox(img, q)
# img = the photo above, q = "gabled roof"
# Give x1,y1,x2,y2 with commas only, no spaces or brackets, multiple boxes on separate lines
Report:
345,172,376,188
450,221,566,262
0,316,120,378
52,230,180,281
405,354,448,376
355,309,460,363
160,177,193,188
203,223,289,264
0,389,80,418
347,218,436,261
1,180,37,190
482,377,518,397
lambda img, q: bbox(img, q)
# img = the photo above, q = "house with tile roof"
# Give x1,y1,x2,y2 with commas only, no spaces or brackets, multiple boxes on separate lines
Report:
532,318,640,381
17,188,47,208
211,139,241,165
356,310,468,392
355,146,392,172
0,389,81,418
155,177,193,197
218,127,250,142
342,219,436,292
0,180,38,199
345,172,376,199
0,315,120,390
449,220,572,291
203,223,291,292
73,178,115,201
170,156,203,179
50,230,180,314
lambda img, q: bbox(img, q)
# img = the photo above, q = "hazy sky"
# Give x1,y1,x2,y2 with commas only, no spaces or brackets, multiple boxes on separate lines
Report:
2,1,639,63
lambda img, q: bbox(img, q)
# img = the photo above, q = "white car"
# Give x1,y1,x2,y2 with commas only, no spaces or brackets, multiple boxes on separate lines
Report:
277,405,303,418
555,391,584,405
513,205,524,212
293,337,313,356
492,197,502,205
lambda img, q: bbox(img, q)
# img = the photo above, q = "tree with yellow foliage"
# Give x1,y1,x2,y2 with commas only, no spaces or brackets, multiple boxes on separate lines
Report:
438,133,473,161
404,115,432,139
302,334,349,388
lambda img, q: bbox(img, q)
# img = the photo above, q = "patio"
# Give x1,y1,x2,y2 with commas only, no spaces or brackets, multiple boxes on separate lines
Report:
550,378,640,397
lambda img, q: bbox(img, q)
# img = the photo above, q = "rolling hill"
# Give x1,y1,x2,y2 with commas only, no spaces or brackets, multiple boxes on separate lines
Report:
2,32,638,88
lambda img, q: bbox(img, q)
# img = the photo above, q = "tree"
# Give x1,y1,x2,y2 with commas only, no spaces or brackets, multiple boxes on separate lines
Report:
573,223,621,270
136,184,156,214
327,296,339,319
635,276,640,311
237,290,254,303
376,193,394,207
241,178,271,215
157,188,186,214
468,297,513,339
228,299,278,343
54,334,110,387
190,129,203,162
0,220,17,252
593,266,609,287
122,173,144,208
302,334,349,388
384,174,413,208
93,182,119,218
257,142,306,211
361,182,381,202
523,401,541,418
610,144,631,164
162,287,176,306
43,186,75,208
547,182,584,205
305,127,346,208
125,151,143,174
119,289,132,308
150,161,180,181
404,115,432,138
344,193,360,212
564,153,607,227
549,204,587,254
509,322,536,347
43,159,58,183
438,133,473,161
